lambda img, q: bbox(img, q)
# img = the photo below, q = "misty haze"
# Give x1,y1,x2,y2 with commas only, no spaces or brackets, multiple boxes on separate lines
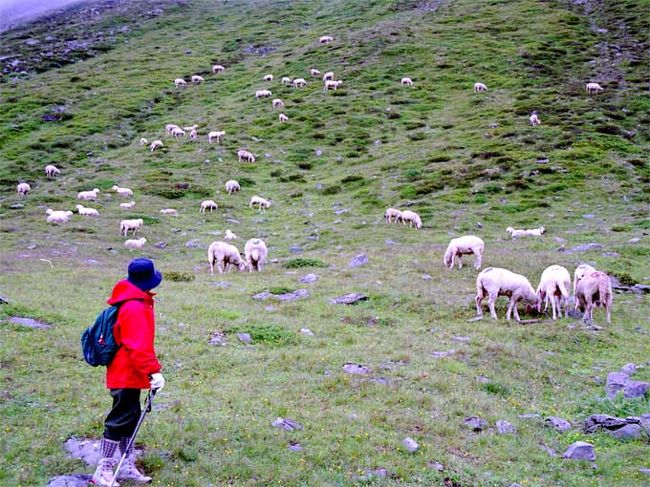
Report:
0,0,85,31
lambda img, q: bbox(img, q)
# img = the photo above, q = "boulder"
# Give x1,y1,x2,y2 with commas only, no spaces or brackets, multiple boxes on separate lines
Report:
562,441,595,461
329,293,368,305
545,416,572,432
584,414,627,433
623,381,649,399
605,372,629,398
607,424,643,440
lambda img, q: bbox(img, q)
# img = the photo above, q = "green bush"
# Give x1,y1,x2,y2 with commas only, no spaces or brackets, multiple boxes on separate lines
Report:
226,324,297,346
283,258,328,269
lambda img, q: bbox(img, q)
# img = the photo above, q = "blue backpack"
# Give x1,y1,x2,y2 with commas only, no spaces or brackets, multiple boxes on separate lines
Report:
81,304,123,366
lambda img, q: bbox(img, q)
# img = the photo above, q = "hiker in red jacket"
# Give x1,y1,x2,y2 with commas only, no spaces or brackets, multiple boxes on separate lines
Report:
92,258,165,487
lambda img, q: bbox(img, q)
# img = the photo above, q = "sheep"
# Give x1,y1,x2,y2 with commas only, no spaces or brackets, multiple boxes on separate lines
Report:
75,204,99,217
384,208,402,224
160,208,178,216
225,180,240,194
529,111,541,126
401,77,413,86
212,64,225,74
281,76,292,85
310,68,321,77
475,267,540,321
293,78,307,88
324,80,343,91
400,210,422,229
575,270,612,323
139,137,148,146
165,123,180,135
237,149,256,163
573,264,597,301
256,89,272,99
263,74,274,82
189,129,198,140
46,209,73,224
323,71,334,82
200,200,218,213
536,265,571,320
208,130,225,143
279,113,289,122
150,140,164,152
77,188,100,201
224,229,237,240
245,238,268,272
585,82,604,94
120,201,136,209
171,127,186,138
443,236,485,270
272,98,284,108
112,185,133,197
174,78,186,87
319,35,333,44
120,218,144,236
17,182,31,197
124,237,147,249
207,241,246,275
45,165,60,178
506,226,545,238
250,195,271,211
474,82,488,92
191,75,204,84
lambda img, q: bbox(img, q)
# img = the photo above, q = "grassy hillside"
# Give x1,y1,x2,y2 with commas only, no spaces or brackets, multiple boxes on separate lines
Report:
0,0,649,485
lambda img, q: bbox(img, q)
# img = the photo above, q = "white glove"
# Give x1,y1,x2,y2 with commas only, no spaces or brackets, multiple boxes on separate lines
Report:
149,373,165,390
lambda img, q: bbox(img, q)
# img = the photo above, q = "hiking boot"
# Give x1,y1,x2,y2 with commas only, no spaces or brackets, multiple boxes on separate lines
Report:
91,458,119,487
116,457,152,483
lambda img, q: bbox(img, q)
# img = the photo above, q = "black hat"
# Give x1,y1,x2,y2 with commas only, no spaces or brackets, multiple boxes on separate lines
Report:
127,258,162,291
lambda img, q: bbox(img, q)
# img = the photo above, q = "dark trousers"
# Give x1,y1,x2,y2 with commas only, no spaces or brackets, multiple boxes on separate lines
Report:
103,388,141,441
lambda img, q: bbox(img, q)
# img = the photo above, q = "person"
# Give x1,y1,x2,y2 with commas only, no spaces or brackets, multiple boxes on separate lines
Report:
92,258,165,487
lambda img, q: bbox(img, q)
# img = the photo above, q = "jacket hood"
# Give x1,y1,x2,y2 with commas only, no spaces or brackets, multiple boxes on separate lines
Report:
108,279,154,305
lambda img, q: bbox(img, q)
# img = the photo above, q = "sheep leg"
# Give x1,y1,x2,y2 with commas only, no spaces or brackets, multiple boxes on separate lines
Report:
512,301,522,322
475,294,484,317
474,253,481,270
209,259,214,276
550,293,558,320
457,255,463,269
487,294,498,320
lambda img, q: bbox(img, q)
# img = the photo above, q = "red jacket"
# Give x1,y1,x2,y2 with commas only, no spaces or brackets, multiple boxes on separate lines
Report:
106,280,161,389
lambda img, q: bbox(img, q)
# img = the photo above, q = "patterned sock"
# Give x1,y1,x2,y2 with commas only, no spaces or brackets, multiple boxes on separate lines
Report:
119,437,133,457
100,437,119,459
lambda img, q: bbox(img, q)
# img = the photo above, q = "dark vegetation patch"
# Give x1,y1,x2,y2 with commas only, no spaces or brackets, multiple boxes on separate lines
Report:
225,324,296,346
283,258,328,269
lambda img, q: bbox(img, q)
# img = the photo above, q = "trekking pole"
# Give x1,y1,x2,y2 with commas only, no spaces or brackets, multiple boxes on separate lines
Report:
110,389,157,487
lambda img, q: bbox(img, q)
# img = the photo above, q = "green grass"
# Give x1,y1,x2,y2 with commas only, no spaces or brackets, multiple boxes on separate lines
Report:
1,0,649,485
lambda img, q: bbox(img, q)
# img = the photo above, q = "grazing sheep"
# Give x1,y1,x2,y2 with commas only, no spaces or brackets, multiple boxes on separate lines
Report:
319,35,333,44
401,77,413,86
281,76,292,85
17,182,31,197
237,149,256,163
400,210,422,229
225,180,240,194
165,123,180,135
224,229,237,240
120,201,136,209
46,209,73,224
208,130,225,143
250,195,271,211
573,264,597,302
384,208,402,224
536,265,571,320
75,204,99,217
586,82,604,94
256,89,272,99
171,127,186,138
189,129,198,140
474,82,488,92
45,165,61,178
272,98,284,108
77,188,100,201
324,80,343,91
263,74,274,82
506,226,545,238
182,124,198,132
191,75,204,84
207,241,246,275
112,185,133,197
120,218,144,236
160,208,178,216
293,78,307,88
124,237,147,249
323,71,335,82
245,238,268,272
212,64,225,74
174,78,186,87
200,200,218,213
279,113,289,122
139,138,148,146
150,140,164,152
443,236,485,270
575,270,612,323
529,111,541,126
310,68,321,77
475,267,540,321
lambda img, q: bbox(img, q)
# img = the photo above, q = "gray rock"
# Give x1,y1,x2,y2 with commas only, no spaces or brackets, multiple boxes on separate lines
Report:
422,274,432,280
624,381,649,399
185,239,203,249
288,441,303,451
271,417,303,431
275,289,310,302
545,417,572,432
237,333,252,344
253,291,273,301
348,253,369,268
607,424,643,440
334,208,348,215
620,363,637,375
432,349,456,358
299,328,314,336
343,363,370,375
640,468,650,476
562,441,595,461
7,316,51,329
452,336,470,343
606,372,629,398
9,203,24,209
315,149,323,156
565,243,604,254
153,241,167,249
385,239,396,246
508,484,522,487
402,437,419,453
225,218,241,225
210,281,231,288
299,273,319,283
208,331,227,346
496,420,516,435
601,252,619,257
584,414,627,433
539,444,558,457
628,237,640,244
289,246,303,254
46,474,93,487
464,416,488,432
582,213,596,219
632,284,650,294
427,461,444,471
554,237,566,244
329,293,368,305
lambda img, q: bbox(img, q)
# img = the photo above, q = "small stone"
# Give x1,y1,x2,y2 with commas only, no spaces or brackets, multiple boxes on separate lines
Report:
210,281,231,288
422,274,432,280
385,239,396,246
153,241,167,249
299,273,319,283
620,363,637,375
554,237,566,244
640,468,650,476
539,444,558,457
208,331,227,346
275,289,309,302
565,243,604,254
46,474,93,487
607,424,643,440
253,291,273,301
299,328,314,336
519,413,541,420
334,208,348,215
475,375,490,383
432,349,456,358
289,245,303,254
402,437,419,453
606,372,629,398
7,316,52,329
628,237,640,244
348,254,369,268
271,417,303,431
288,441,303,451
583,214,595,219
563,441,595,461
545,417,572,432
623,380,649,399
343,363,370,375
496,420,516,435
264,305,276,312
601,252,619,257
315,149,323,156
26,244,36,250
9,203,24,209
452,335,470,343
464,416,488,432
185,239,203,249
329,293,368,305
427,461,444,471
237,333,252,344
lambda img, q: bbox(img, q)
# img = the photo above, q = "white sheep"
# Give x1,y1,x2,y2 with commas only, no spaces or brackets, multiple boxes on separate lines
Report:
585,82,604,94
165,123,180,135
191,75,205,84
281,76,292,85
174,78,187,87
323,71,334,82
120,218,144,236
124,237,147,249
208,130,225,143
263,74,274,82
17,182,31,197
237,149,256,163
183,124,199,132
112,185,133,197
474,82,488,92
250,195,271,211
310,68,321,77
46,209,73,224
384,208,402,224
207,241,246,275
120,201,136,209
212,64,225,74
575,270,612,323
401,77,413,86
171,127,186,138
279,113,289,122
224,229,237,240
245,238,268,272
45,165,61,178
75,204,99,217
293,78,307,88
324,80,342,91
536,265,571,320
77,188,100,201
573,264,597,301
476,267,539,321
443,236,485,270
529,111,541,126
400,210,422,229
225,180,240,194
506,226,545,238
319,35,333,44
139,137,148,146
272,98,284,108
160,208,178,216
150,140,164,152
256,89,272,99
189,129,198,140
200,200,218,213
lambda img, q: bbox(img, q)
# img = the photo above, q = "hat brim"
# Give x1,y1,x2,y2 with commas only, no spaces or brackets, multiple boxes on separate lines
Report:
128,270,163,291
